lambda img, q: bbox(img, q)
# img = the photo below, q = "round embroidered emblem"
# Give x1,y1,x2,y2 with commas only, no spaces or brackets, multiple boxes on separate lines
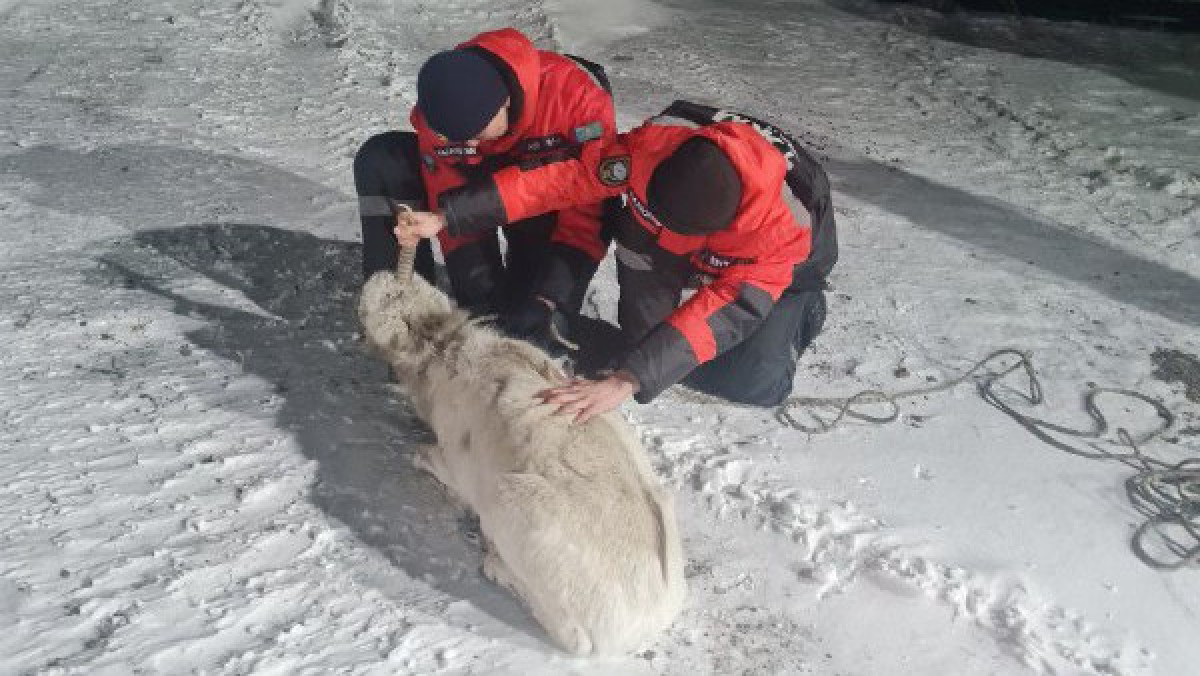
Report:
598,155,631,186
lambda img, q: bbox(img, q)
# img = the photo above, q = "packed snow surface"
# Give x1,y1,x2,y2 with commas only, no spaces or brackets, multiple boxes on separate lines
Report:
1,0,1197,674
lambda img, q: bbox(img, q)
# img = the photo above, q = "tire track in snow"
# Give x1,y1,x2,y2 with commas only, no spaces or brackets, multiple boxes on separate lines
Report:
0,241,324,672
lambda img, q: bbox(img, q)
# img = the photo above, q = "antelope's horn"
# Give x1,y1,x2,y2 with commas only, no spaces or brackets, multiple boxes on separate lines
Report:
395,204,417,284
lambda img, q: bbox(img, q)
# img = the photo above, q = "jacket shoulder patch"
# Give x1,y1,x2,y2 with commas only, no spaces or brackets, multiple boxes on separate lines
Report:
574,121,604,143
597,155,630,186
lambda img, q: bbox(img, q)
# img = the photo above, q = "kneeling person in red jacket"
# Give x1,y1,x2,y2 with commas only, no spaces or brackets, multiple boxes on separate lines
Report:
398,101,838,420
354,28,616,343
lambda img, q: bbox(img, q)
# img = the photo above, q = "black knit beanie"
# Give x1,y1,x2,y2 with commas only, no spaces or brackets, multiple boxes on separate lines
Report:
416,49,509,141
647,137,742,235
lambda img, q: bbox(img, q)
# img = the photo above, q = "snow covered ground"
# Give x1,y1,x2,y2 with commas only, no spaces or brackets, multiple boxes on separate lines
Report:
1,0,1198,673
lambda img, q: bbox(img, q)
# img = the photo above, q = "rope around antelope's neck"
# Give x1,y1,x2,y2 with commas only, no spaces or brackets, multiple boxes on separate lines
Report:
767,348,1198,570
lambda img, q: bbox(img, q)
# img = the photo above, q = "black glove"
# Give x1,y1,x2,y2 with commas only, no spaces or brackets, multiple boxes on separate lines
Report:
501,295,575,355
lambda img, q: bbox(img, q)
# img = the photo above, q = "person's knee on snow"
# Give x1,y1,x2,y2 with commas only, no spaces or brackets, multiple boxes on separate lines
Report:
682,289,826,406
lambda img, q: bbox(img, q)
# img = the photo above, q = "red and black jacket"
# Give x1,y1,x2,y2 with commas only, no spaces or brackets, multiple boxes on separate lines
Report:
443,100,838,401
410,28,617,301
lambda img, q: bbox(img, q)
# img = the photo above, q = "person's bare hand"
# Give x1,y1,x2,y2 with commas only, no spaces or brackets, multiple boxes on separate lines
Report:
536,370,640,424
394,210,446,248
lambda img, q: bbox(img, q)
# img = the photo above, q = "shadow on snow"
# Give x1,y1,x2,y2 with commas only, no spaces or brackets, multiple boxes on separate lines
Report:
829,157,1200,328
0,143,536,637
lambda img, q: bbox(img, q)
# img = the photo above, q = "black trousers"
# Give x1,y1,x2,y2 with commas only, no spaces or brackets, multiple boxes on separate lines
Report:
616,247,827,407
353,131,556,314
682,289,826,407
353,131,436,283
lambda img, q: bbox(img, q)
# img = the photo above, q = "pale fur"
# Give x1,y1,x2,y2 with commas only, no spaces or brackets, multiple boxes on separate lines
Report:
358,268,686,655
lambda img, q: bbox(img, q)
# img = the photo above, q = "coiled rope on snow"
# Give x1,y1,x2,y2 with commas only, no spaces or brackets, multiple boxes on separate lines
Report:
770,348,1198,570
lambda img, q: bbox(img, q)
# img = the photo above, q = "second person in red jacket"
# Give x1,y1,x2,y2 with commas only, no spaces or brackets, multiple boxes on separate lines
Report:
354,28,616,343
398,100,838,420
